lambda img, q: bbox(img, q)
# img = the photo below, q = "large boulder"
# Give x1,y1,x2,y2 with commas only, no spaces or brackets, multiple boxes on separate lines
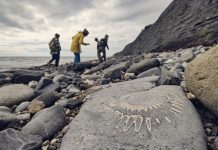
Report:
0,84,35,107
126,59,160,75
28,91,60,113
22,105,66,140
185,45,218,116
60,79,206,150
0,128,42,150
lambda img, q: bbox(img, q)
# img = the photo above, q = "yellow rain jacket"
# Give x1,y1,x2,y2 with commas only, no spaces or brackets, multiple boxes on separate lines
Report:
70,31,88,53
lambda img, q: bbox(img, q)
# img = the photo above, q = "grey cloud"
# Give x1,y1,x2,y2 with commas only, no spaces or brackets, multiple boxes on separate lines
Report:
0,0,93,30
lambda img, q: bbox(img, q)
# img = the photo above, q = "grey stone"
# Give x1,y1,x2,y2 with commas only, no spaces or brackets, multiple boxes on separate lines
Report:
180,48,195,62
53,74,70,83
103,62,128,80
84,61,112,75
185,46,218,116
15,101,31,112
22,105,66,140
28,91,60,113
115,0,218,56
45,71,59,79
81,74,102,81
0,84,35,107
28,81,38,88
157,67,181,86
67,62,93,72
60,80,206,150
16,113,31,121
140,76,160,83
127,59,160,75
137,67,161,78
5,69,44,84
37,82,60,95
65,99,83,110
0,106,17,129
97,78,110,85
34,77,53,91
0,128,42,150
67,84,80,94
164,57,183,64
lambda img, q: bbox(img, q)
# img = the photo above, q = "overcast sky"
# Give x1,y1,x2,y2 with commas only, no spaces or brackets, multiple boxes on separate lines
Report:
0,0,172,57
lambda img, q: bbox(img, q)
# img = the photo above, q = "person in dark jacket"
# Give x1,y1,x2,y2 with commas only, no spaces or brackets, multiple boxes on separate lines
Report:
48,33,61,67
95,37,103,62
98,34,109,62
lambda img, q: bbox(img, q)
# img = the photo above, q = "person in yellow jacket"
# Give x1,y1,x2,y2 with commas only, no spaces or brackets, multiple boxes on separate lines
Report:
70,29,90,63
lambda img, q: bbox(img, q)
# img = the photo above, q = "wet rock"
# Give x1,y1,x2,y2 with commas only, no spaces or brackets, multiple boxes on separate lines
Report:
157,67,181,85
15,101,31,113
53,74,70,83
103,62,128,80
137,67,161,78
60,80,206,150
0,84,35,107
0,106,17,129
28,91,60,113
22,105,66,140
126,59,160,75
0,128,42,150
84,61,112,75
28,81,38,88
185,45,218,116
0,73,13,86
67,62,93,72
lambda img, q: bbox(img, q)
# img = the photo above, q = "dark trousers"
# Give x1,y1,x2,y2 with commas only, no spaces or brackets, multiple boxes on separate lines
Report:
74,53,80,63
49,52,60,67
97,48,106,62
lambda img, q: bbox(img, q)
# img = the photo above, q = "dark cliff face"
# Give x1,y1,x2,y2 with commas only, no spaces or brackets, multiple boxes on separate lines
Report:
115,0,218,56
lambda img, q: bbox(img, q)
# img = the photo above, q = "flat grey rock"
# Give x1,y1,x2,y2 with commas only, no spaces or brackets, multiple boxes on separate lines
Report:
0,84,35,107
137,67,161,78
60,80,206,150
0,128,42,150
127,59,160,75
22,105,66,140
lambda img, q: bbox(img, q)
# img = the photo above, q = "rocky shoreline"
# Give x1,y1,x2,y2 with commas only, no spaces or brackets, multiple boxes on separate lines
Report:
0,45,218,150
